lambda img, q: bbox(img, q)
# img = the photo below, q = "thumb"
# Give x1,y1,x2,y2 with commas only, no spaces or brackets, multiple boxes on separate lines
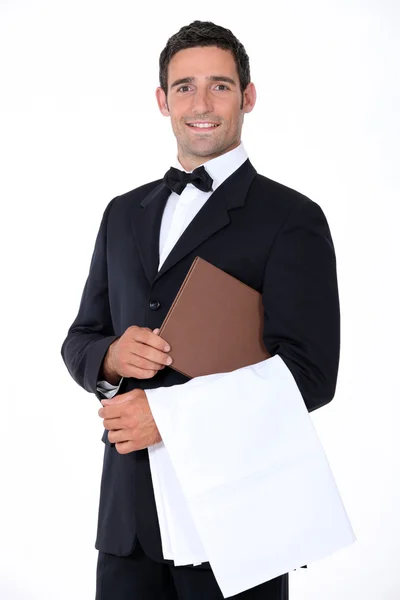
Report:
153,328,160,335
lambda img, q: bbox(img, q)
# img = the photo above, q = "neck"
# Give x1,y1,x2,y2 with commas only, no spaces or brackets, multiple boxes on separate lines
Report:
177,141,241,171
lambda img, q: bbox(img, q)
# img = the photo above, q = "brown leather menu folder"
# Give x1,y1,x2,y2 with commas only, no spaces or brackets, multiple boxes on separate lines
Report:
159,257,271,378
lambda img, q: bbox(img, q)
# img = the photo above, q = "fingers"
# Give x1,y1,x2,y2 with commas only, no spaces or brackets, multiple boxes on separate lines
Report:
113,325,172,380
124,329,172,377
129,346,172,369
99,389,144,418
119,363,166,380
108,429,130,444
103,417,121,429
128,326,170,352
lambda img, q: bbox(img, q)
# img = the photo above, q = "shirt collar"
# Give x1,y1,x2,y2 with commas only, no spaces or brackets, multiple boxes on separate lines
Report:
173,142,248,192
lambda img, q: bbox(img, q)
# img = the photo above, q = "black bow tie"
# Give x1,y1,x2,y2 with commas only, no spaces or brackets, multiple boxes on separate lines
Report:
163,165,213,196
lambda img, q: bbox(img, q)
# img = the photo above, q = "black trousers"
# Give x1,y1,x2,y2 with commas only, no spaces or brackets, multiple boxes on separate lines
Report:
95,539,289,600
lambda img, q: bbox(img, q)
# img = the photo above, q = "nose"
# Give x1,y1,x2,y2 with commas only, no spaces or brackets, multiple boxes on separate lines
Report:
191,87,213,115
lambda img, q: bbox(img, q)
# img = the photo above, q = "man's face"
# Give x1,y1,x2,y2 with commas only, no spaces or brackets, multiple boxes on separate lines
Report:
156,46,256,168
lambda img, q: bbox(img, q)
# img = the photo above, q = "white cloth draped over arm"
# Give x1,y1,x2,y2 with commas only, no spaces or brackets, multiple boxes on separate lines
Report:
146,355,355,599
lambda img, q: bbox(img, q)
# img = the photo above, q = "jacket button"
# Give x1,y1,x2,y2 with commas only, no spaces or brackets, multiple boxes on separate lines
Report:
149,300,161,310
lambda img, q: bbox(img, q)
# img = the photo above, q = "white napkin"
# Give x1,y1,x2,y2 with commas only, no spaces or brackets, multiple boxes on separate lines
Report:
148,439,208,564
146,356,356,598
146,440,174,560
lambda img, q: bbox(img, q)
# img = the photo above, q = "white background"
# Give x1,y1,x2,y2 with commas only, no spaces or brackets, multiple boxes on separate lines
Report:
1,0,399,598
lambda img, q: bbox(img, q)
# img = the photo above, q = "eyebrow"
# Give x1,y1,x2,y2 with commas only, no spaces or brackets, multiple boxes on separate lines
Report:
170,75,237,89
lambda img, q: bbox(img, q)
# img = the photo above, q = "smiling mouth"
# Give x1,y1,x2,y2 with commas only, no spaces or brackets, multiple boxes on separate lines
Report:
186,122,220,131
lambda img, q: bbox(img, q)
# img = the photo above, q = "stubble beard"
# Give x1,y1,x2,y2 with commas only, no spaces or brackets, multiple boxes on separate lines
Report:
177,122,238,161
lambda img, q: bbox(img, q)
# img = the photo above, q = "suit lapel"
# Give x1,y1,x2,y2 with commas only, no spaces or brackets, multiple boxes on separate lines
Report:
131,182,170,284
132,159,257,285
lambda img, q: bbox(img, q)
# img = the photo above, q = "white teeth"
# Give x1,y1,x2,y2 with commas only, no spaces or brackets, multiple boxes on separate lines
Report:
188,123,218,128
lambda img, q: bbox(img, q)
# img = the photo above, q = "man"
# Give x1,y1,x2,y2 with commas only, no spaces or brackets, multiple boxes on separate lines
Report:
61,20,340,600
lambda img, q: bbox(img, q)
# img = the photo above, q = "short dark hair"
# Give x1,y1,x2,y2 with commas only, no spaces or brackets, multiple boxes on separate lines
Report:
159,20,251,96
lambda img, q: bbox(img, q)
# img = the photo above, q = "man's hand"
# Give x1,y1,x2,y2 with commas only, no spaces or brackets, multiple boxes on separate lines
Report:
101,326,172,384
99,389,161,453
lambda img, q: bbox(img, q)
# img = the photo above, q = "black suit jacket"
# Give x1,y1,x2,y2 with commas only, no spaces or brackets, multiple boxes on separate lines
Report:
61,159,340,562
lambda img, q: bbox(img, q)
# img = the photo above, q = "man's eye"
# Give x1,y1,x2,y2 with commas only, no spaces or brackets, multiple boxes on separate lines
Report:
215,85,228,91
177,86,191,92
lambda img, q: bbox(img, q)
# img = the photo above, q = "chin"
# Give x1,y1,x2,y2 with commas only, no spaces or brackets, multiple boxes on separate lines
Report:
184,139,227,158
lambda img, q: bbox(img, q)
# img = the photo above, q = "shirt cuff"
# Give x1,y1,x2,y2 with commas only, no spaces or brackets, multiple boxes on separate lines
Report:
96,378,123,398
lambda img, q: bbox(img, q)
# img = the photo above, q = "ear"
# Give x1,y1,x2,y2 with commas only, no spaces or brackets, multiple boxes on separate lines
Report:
242,82,257,114
156,87,170,116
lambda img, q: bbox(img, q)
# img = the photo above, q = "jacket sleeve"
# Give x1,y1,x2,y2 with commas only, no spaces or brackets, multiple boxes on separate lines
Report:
61,199,118,398
262,199,340,412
